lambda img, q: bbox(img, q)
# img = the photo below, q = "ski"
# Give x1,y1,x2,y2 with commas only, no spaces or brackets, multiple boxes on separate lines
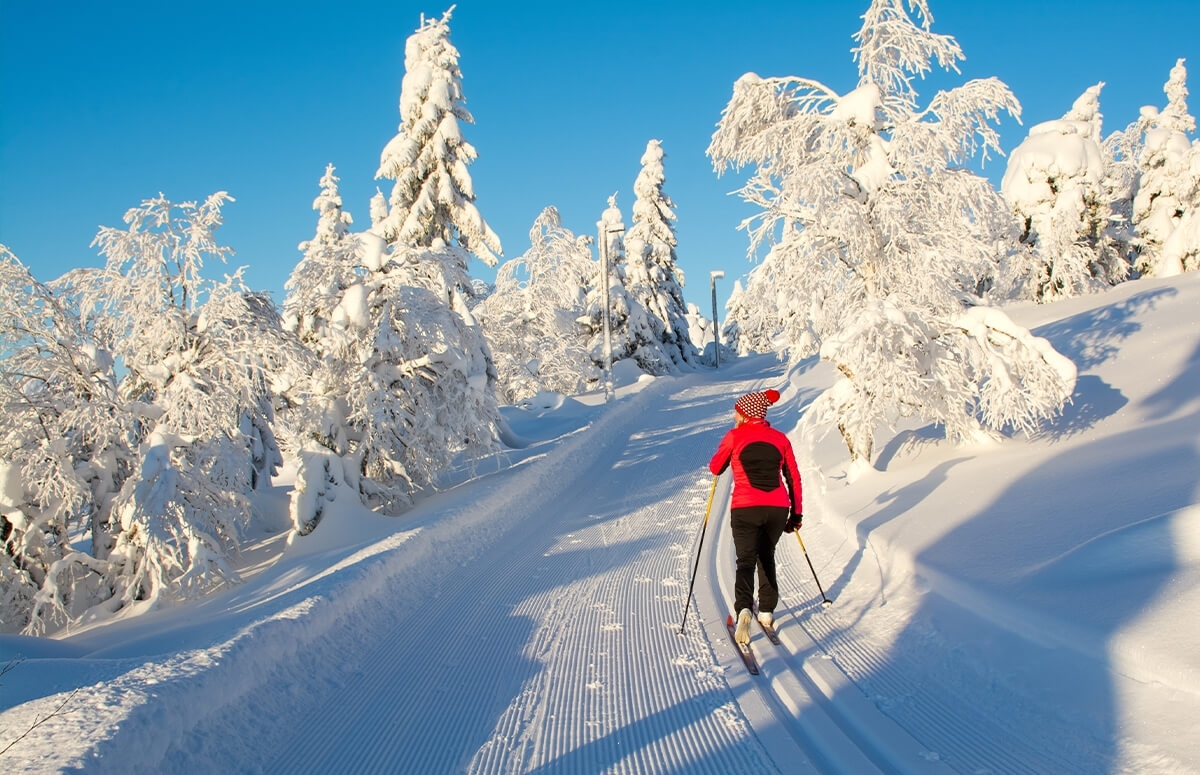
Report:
752,606,782,645
758,618,782,646
725,614,760,675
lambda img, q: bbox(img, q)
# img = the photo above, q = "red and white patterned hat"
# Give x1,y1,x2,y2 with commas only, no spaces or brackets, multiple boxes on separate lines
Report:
734,389,781,419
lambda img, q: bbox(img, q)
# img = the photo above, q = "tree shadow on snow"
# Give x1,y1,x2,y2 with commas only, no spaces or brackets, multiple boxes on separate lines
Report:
1034,286,1175,370
868,417,1200,771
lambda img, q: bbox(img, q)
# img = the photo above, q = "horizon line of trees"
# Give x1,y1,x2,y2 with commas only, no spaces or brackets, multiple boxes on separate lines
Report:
3,0,1198,637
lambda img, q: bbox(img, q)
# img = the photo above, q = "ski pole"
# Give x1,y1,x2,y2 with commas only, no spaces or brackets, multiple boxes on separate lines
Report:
679,476,719,634
795,531,833,608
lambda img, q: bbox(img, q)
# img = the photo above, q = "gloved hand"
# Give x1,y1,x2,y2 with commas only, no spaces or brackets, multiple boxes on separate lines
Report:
784,512,803,533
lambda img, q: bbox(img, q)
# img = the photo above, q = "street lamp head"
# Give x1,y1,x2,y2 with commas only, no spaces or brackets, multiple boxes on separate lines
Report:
710,270,725,280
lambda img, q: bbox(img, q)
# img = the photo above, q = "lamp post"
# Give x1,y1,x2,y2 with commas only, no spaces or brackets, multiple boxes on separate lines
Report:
597,196,624,403
710,270,724,368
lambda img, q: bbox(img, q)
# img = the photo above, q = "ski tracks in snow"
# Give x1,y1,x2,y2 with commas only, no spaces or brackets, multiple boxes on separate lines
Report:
257,371,784,774
52,357,1100,773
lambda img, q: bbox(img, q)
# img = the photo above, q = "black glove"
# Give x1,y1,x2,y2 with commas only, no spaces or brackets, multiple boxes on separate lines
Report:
784,512,803,533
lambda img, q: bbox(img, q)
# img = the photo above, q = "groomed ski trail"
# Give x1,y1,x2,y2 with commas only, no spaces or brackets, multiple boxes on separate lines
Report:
32,355,1107,774
199,361,804,773
146,356,984,774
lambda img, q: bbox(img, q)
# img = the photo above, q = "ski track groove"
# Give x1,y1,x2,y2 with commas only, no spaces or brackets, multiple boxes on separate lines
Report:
144,356,1096,774
684,363,1100,775
257,373,780,774
773,542,1099,774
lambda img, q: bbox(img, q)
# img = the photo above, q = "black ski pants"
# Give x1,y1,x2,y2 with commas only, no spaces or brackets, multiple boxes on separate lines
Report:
730,505,789,614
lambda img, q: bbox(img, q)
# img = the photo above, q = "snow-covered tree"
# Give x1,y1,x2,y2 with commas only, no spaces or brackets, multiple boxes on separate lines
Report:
580,196,676,381
286,6,506,533
1102,112,1149,268
54,194,308,621
1132,59,1200,276
682,302,737,366
2,194,311,634
283,164,362,359
288,236,502,525
707,0,1076,464
1001,84,1129,301
721,278,774,356
369,188,388,228
0,246,132,634
624,139,698,368
375,6,502,268
475,207,595,403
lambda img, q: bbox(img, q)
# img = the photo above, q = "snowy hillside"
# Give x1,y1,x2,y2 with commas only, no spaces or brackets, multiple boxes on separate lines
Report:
1,272,1198,773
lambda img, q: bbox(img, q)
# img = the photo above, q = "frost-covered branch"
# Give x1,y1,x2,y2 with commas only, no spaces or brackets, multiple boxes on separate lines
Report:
710,0,1068,463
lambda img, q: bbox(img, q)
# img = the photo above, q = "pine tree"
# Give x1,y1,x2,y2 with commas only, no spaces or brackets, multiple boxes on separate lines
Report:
1132,59,1200,276
375,5,502,268
1000,84,1129,301
288,7,504,529
721,278,774,356
708,0,1076,465
625,139,698,368
283,164,362,358
581,196,676,381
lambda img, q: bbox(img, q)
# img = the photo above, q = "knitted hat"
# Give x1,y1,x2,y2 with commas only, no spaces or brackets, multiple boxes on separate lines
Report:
734,389,781,419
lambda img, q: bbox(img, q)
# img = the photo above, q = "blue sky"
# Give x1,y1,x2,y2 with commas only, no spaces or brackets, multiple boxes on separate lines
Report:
2,0,1197,314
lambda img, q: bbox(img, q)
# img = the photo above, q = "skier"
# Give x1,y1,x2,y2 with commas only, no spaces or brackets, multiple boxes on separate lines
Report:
709,388,802,645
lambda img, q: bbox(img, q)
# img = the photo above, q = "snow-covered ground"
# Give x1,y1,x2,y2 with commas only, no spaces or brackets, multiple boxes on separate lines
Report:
1,272,1198,773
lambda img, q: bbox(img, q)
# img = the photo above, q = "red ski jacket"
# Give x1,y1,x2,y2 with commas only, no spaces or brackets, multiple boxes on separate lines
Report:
709,418,802,512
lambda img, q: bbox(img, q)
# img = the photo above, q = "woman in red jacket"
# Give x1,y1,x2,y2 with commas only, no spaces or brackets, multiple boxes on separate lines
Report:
709,388,802,644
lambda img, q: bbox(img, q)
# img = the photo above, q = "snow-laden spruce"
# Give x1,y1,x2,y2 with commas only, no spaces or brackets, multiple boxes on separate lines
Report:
285,236,502,526
475,207,595,403
1,194,311,635
624,139,698,369
284,178,503,529
720,278,771,357
285,7,503,531
1001,84,1130,301
579,195,678,380
707,0,1076,463
283,163,361,359
1131,58,1200,277
375,5,502,267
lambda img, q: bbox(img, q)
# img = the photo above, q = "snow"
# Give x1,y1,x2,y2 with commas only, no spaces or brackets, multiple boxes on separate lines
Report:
2,273,1200,773
1001,118,1106,210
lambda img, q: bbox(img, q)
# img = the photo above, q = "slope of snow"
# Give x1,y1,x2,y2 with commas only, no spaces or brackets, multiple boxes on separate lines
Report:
1,273,1198,773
